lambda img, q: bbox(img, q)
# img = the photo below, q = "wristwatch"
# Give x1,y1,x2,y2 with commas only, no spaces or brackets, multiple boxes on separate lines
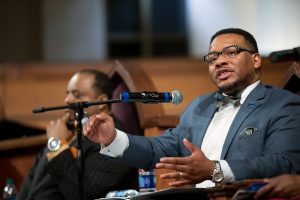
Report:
47,137,61,152
212,160,224,184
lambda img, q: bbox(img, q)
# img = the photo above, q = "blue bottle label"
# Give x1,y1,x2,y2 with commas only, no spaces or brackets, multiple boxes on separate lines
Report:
138,174,156,191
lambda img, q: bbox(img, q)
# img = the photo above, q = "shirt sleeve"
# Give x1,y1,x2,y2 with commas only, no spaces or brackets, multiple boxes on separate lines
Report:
99,130,236,183
99,129,129,157
220,160,235,182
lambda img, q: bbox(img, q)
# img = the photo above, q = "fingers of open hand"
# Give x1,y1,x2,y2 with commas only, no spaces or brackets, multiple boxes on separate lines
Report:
160,170,185,179
156,157,188,175
159,170,191,187
156,161,187,172
156,151,211,185
83,115,98,136
156,157,194,186
159,156,188,166
182,138,196,152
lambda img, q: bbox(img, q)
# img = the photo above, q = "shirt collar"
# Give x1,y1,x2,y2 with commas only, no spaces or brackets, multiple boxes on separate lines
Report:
220,80,260,106
240,80,260,104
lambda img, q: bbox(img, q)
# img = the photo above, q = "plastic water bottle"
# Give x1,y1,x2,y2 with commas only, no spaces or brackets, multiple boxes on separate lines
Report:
3,178,17,200
105,189,139,198
138,169,156,193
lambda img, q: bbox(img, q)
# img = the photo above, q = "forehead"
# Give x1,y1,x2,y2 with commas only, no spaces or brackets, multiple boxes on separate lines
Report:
209,33,247,51
67,73,95,91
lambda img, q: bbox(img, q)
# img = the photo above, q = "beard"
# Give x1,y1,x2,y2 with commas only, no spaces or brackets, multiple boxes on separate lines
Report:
218,80,247,96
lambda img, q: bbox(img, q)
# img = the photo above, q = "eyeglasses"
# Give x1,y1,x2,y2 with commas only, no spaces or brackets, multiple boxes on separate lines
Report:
203,45,255,65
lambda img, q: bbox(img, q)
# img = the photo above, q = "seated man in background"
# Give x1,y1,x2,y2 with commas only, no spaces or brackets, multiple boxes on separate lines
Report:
254,174,300,200
17,69,137,200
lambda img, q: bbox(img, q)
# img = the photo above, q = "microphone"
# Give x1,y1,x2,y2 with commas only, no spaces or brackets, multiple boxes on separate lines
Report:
120,90,183,105
269,47,300,63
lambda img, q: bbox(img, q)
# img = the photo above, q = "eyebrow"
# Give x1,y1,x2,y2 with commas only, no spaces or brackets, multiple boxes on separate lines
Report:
66,89,80,94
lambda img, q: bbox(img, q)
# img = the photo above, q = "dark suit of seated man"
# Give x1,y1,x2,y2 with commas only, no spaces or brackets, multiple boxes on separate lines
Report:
17,69,137,200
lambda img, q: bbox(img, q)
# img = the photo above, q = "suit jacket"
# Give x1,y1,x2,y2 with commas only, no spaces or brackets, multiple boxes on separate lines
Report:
121,83,300,181
17,118,137,200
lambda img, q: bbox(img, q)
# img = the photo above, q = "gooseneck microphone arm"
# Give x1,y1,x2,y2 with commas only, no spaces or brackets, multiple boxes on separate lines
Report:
32,99,122,113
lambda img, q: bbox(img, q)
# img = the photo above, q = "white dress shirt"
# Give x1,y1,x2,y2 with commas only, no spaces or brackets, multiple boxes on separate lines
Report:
100,81,260,188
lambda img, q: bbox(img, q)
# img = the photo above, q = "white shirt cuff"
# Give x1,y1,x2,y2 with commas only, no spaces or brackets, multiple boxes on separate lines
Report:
196,160,235,188
99,129,129,157
220,160,235,182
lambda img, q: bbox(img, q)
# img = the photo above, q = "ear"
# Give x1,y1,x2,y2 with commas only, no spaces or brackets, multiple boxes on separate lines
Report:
252,53,261,70
96,93,110,111
97,93,109,101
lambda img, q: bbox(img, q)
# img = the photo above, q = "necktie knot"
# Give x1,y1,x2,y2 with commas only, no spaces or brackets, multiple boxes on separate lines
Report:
214,92,241,108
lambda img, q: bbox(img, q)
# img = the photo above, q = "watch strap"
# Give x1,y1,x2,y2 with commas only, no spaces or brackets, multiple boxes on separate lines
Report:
46,143,69,161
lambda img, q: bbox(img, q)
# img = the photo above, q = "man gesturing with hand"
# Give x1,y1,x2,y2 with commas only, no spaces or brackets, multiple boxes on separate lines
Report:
84,28,300,188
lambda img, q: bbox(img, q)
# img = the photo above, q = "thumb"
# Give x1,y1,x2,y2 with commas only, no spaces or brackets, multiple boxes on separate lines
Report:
183,138,197,153
95,112,111,121
62,112,71,123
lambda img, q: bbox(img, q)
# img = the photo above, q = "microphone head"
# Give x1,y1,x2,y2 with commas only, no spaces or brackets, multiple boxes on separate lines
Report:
171,90,183,105
269,47,300,63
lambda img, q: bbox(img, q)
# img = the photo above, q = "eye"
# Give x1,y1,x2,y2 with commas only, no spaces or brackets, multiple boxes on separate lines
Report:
208,52,219,62
209,56,218,63
73,92,82,99
224,47,237,57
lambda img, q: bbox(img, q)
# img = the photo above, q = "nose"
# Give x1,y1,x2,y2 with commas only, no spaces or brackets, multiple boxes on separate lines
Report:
65,93,74,104
214,54,228,67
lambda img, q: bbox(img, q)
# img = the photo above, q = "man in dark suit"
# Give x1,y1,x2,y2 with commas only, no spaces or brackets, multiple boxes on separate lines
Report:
17,69,136,200
83,28,300,188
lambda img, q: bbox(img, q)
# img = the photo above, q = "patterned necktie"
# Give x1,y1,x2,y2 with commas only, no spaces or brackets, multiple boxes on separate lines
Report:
214,92,241,108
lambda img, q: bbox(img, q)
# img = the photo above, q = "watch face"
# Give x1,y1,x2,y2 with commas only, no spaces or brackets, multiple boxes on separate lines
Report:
213,172,223,183
48,138,60,151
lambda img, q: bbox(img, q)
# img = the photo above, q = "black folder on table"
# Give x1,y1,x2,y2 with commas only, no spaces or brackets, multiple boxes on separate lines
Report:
131,188,208,200
99,188,208,200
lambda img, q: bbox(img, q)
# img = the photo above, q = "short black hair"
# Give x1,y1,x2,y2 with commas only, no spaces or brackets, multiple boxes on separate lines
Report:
79,69,113,99
210,28,259,53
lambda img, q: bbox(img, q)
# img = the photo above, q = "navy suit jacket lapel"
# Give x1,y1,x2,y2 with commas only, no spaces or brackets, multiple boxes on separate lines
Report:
220,83,266,159
193,95,218,147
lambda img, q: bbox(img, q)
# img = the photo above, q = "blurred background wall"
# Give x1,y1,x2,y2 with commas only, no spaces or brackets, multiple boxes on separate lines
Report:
0,0,299,62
